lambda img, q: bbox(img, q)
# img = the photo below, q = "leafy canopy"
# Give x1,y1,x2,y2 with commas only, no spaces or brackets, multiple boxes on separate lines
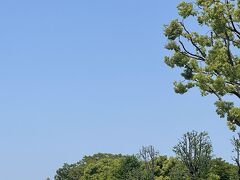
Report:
54,135,239,180
164,0,240,130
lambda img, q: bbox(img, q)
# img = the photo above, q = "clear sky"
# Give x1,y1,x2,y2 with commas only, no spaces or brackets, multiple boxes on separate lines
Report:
0,0,236,179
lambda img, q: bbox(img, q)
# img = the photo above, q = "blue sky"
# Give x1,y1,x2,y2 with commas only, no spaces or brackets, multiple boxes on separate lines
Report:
0,0,236,179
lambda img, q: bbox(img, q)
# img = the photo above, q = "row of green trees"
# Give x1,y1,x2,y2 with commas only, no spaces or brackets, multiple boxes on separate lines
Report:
50,131,240,180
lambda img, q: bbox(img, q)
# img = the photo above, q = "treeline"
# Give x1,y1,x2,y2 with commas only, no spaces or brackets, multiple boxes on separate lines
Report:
51,131,240,180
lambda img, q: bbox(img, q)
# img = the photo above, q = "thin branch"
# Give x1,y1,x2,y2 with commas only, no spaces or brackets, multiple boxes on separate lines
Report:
179,40,205,61
180,22,206,58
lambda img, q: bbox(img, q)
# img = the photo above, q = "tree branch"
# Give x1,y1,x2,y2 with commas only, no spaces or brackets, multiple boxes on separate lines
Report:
179,39,205,61
180,22,206,58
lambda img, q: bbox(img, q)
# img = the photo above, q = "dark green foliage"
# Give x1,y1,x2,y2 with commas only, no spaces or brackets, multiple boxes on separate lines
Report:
210,158,238,180
168,160,189,180
114,155,143,180
55,163,84,180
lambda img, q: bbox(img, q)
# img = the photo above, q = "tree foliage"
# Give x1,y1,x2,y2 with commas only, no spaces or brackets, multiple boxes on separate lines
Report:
173,131,212,179
54,153,124,180
210,158,238,180
114,155,143,180
54,132,239,180
139,145,159,180
164,0,240,130
54,152,238,180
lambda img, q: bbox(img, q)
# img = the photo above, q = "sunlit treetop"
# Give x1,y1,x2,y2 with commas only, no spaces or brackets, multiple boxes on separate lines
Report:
164,0,240,130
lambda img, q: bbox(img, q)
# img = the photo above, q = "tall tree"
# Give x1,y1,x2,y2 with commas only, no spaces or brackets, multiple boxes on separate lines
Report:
173,131,212,180
139,145,159,180
232,132,240,179
164,0,240,130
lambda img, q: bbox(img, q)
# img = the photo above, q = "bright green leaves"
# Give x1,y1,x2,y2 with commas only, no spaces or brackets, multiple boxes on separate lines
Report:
177,2,196,18
174,82,188,94
164,52,190,68
210,3,227,34
196,0,215,7
173,81,195,94
192,73,214,96
164,0,240,130
207,41,227,65
190,33,212,47
235,63,240,80
215,101,240,130
234,1,240,21
165,41,180,51
213,76,226,96
234,8,240,21
164,20,182,40
215,101,234,118
228,107,240,130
